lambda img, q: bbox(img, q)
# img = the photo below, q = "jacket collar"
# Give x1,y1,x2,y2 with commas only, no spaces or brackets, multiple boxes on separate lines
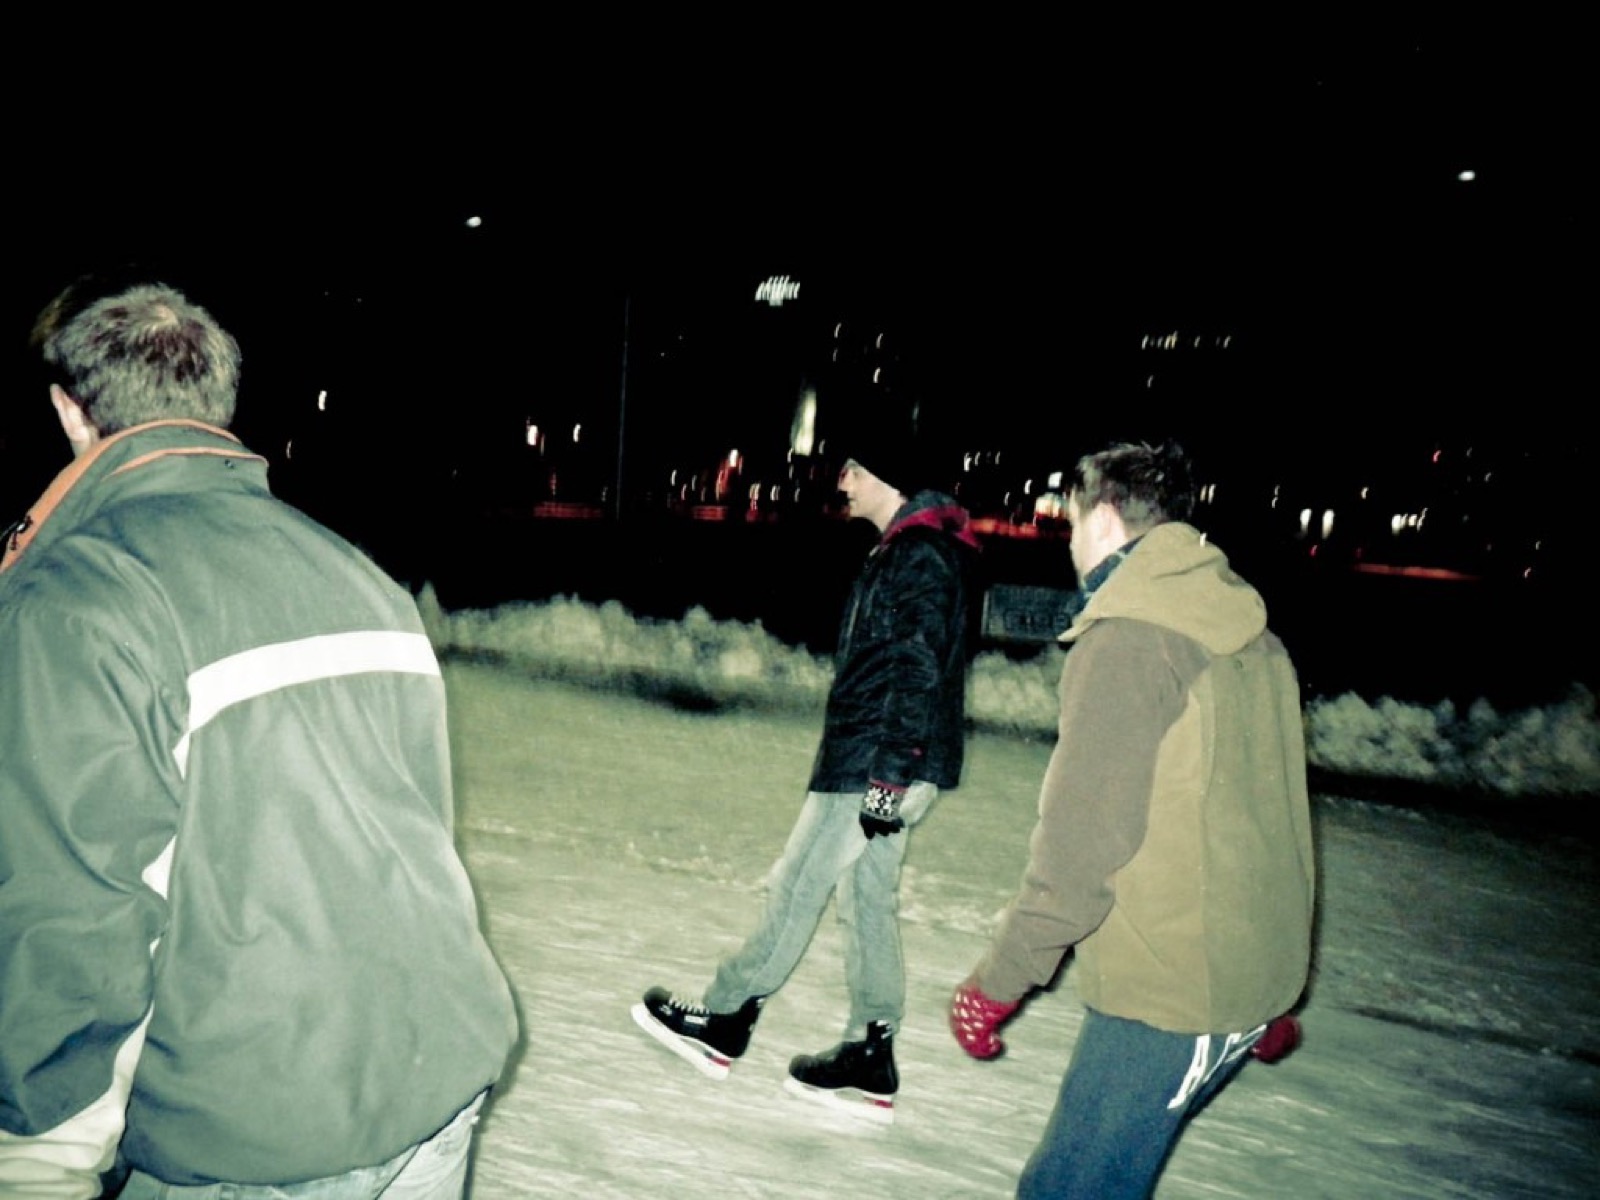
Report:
880,491,981,550
2,420,256,575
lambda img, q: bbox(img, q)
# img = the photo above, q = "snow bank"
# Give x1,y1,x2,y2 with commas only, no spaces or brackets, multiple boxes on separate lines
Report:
418,588,1600,799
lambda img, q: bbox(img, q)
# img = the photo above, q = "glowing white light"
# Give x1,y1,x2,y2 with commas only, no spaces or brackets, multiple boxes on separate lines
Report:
317,390,328,412
1457,169,1476,182
728,449,741,468
754,275,801,306
1391,514,1406,535
525,423,539,447
1047,471,1064,490
1299,508,1313,535
572,424,582,444
1321,509,1335,540
791,388,817,457
465,215,483,227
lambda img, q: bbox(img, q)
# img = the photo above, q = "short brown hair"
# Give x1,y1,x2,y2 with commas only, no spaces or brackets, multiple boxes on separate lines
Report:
36,281,240,434
1072,441,1195,534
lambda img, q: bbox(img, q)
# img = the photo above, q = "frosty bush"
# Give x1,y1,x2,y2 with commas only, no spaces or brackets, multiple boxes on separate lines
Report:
420,590,1600,798
1305,686,1600,796
420,587,834,710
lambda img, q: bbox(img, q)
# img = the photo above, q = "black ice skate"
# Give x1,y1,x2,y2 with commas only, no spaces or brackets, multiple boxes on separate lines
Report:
631,987,764,1080
783,1020,898,1125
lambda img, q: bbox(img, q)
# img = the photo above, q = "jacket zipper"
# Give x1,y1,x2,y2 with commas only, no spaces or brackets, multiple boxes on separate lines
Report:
3,514,31,552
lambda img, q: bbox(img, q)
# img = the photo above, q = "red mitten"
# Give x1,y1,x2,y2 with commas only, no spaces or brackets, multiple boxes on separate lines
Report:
949,977,1020,1059
1250,1014,1302,1063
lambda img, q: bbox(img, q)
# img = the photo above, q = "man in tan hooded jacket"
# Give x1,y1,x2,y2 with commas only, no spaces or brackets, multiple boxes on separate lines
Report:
949,440,1314,1200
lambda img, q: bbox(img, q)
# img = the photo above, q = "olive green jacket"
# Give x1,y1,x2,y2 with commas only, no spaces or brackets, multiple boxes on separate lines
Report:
977,522,1315,1034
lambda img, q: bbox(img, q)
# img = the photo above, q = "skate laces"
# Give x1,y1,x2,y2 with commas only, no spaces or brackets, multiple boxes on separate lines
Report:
662,993,712,1016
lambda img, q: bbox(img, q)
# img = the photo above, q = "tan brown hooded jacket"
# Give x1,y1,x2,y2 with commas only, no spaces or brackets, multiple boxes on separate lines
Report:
976,522,1315,1034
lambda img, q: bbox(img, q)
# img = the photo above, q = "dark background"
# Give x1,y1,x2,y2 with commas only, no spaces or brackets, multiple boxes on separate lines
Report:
4,26,1588,708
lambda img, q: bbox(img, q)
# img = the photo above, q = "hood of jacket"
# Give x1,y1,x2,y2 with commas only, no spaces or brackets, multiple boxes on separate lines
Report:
879,490,982,551
1062,521,1266,656
2,420,265,576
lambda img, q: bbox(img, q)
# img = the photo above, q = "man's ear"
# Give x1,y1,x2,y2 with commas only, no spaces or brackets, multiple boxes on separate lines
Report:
1088,500,1126,547
50,384,100,458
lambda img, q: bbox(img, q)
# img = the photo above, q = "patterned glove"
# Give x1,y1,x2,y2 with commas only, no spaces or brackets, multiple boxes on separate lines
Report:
859,782,906,839
949,976,1020,1059
1250,1014,1302,1063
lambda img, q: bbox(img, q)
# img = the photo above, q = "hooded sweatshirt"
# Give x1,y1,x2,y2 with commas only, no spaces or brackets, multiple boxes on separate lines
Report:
976,522,1315,1034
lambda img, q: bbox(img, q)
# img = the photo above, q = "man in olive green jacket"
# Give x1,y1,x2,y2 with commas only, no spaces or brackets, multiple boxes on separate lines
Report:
949,440,1314,1200
0,278,517,1198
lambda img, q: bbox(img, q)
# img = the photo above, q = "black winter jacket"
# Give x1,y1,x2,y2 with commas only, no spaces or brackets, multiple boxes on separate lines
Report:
808,491,979,794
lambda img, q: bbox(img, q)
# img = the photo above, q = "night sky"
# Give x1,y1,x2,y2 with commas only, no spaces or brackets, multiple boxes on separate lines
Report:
7,29,1583,524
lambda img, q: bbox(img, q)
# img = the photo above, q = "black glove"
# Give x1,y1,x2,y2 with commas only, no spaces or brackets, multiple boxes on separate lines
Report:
859,783,906,840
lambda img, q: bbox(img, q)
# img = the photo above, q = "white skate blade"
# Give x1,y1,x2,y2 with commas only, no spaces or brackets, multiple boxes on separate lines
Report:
631,1002,733,1080
782,1074,896,1126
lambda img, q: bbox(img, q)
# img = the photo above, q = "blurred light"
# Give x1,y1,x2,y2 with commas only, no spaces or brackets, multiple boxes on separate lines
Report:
791,387,817,457
1298,508,1313,536
465,215,483,228
284,439,293,460
317,390,328,412
755,275,801,307
525,422,539,447
1047,471,1063,490
1457,169,1476,182
1321,510,1335,540
572,424,582,444
728,449,741,468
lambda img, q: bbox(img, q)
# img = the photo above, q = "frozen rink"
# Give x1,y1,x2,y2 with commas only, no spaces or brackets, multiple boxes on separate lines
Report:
439,659,1598,1199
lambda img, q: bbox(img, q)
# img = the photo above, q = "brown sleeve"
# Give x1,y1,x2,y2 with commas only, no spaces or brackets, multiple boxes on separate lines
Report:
974,619,1189,1003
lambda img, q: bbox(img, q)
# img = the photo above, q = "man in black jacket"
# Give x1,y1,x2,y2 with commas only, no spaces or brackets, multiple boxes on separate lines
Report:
634,428,978,1124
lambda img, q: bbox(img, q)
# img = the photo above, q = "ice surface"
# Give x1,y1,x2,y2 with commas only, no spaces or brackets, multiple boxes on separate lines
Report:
441,660,1599,1199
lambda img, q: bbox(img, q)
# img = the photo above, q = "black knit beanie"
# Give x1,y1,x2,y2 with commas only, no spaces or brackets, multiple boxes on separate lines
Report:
837,412,929,498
